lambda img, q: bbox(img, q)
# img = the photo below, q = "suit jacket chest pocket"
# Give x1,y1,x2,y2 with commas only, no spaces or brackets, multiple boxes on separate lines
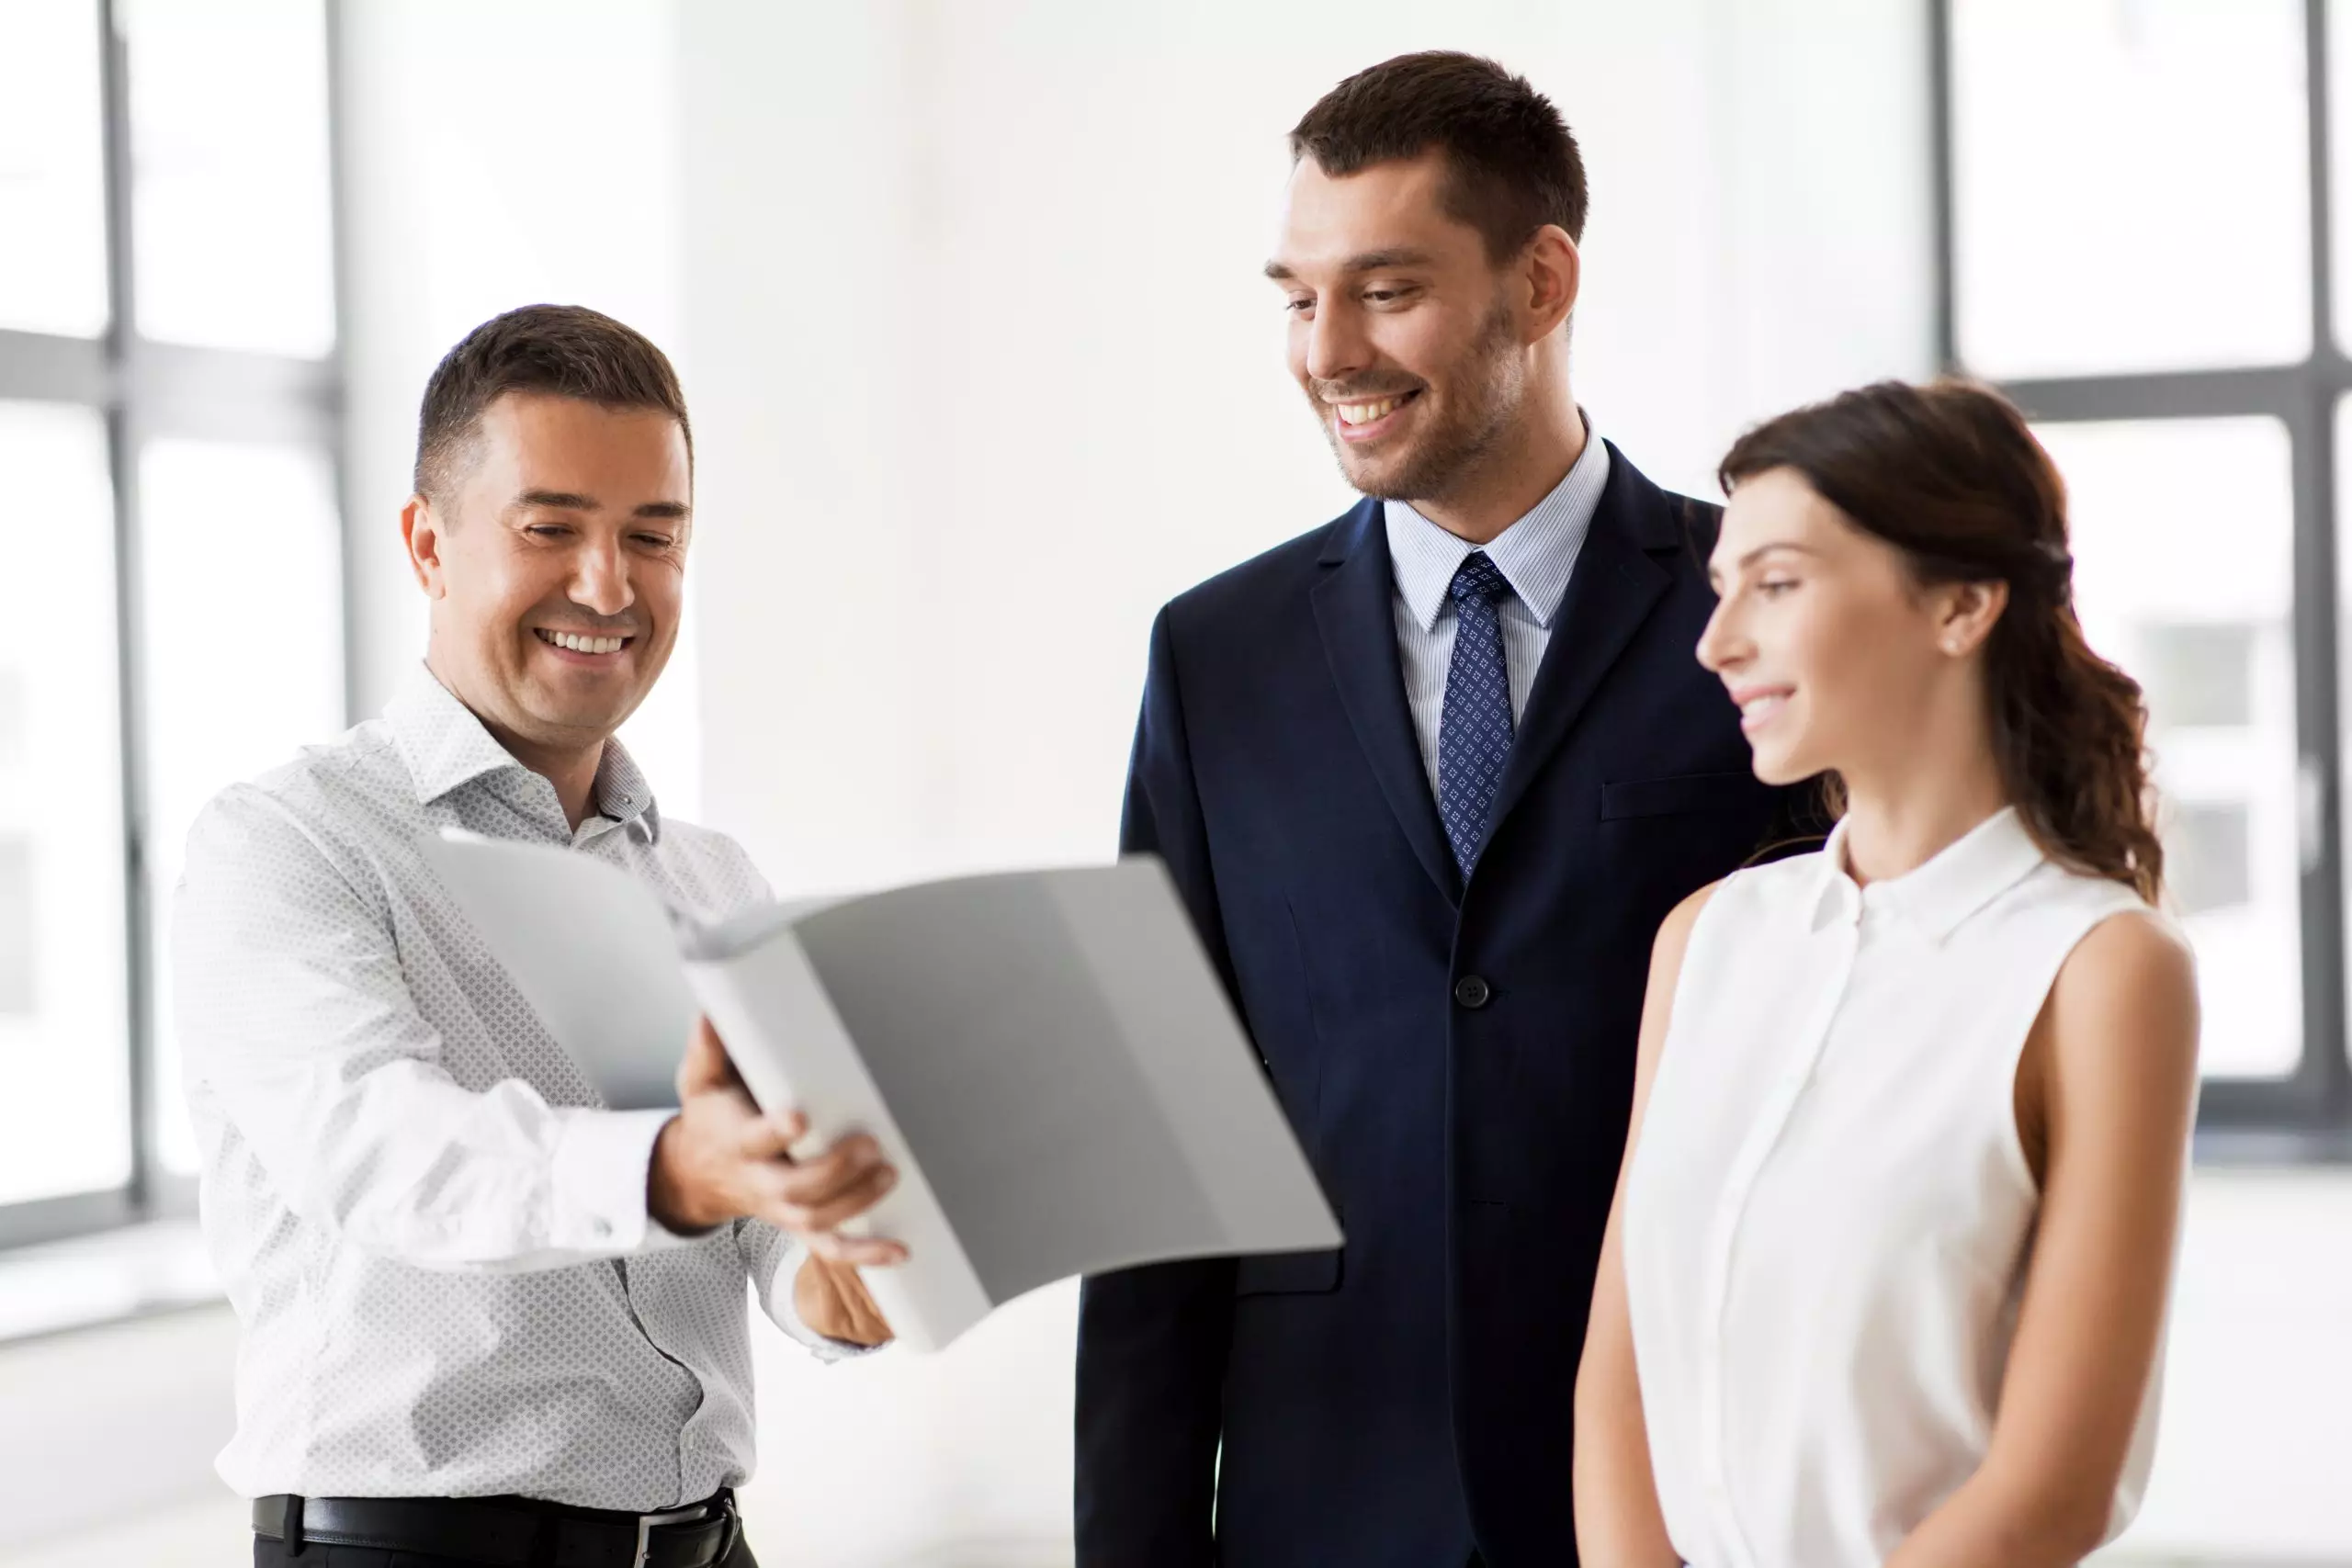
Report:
1600,770,1762,820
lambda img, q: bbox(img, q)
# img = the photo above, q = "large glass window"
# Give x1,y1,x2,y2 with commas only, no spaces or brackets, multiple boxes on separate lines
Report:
1944,0,2352,1144
141,437,344,1176
120,0,336,357
0,403,130,1205
1951,0,2312,378
0,0,344,1247
0,1,109,339
2039,418,2303,1080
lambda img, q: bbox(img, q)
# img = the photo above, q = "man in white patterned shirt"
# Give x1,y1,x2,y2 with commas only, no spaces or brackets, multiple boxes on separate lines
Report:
178,305,899,1568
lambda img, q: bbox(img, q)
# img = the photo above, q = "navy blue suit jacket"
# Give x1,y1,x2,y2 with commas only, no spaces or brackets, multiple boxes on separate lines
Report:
1074,446,1793,1566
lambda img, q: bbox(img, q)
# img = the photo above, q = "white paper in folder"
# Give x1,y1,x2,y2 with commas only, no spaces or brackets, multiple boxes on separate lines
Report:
422,830,1342,1352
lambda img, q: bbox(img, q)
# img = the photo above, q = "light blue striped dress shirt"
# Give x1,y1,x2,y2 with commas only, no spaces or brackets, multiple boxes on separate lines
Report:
1383,423,1613,796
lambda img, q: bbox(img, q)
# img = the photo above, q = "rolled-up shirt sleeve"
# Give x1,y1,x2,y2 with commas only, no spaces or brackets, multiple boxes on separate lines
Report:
176,784,694,1272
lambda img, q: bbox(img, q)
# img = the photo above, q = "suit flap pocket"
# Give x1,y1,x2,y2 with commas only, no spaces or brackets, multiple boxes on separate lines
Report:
1600,771,1759,821
1234,1246,1343,1297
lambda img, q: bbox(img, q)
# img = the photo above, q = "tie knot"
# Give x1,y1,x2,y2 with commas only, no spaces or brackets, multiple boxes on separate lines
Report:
1449,551,1511,606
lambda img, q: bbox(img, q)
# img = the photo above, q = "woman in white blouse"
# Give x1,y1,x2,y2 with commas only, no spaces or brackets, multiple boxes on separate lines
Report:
1573,378,2200,1568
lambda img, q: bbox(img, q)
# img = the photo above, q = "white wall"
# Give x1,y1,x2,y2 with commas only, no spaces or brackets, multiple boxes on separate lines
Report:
336,0,703,815
679,0,1938,893
673,1,1936,1562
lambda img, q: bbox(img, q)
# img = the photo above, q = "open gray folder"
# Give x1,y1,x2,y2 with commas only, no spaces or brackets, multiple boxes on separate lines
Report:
421,831,1342,1352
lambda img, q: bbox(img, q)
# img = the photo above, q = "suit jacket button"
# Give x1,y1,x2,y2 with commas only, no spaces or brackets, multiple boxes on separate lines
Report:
1453,975,1492,1010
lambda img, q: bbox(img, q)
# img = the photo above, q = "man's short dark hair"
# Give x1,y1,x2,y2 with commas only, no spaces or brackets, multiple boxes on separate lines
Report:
1290,51,1587,261
413,303,691,504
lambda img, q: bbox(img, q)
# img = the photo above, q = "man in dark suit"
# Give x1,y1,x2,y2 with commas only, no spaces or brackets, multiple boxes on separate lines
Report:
1075,52,1788,1567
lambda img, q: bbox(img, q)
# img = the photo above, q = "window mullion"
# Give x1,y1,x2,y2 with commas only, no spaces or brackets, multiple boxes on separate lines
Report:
2292,373,2348,1127
2303,0,2352,1131
97,0,156,1221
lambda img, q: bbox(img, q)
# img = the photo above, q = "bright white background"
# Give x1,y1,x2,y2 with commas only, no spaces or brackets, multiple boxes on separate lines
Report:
4,1,2348,1563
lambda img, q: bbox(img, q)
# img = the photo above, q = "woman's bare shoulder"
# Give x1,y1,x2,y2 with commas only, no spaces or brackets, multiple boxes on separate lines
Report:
2047,902,2199,1076
1653,879,1724,964
2060,903,2196,996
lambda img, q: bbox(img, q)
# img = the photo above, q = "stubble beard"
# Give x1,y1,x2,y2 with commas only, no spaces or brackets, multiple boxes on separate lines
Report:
1318,299,1525,506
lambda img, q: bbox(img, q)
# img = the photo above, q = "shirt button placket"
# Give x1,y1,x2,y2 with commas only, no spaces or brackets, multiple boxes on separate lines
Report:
1698,917,1860,1568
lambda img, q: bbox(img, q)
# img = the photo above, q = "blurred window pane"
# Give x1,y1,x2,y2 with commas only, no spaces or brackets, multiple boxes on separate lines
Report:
2330,0,2352,351
2138,622,2256,728
0,0,110,338
2038,417,2301,1079
2331,395,2352,1077
0,402,131,1203
0,838,33,1012
141,436,342,1174
2168,802,2254,917
1951,0,2311,377
122,0,334,356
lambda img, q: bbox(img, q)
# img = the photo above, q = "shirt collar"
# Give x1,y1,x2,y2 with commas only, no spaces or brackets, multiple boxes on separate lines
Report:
385,661,662,840
1383,414,1611,633
591,737,662,841
387,663,522,806
1809,806,2049,942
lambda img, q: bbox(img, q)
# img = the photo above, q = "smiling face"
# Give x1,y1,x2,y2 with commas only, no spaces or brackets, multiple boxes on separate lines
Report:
1699,467,1992,787
1268,151,1540,503
404,391,690,761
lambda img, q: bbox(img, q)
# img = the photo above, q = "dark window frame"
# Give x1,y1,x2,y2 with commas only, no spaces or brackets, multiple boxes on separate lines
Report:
0,0,352,1250
1933,0,2352,1160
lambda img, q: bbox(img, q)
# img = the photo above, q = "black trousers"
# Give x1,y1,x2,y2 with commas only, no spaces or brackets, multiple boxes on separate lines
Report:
251,1535,760,1568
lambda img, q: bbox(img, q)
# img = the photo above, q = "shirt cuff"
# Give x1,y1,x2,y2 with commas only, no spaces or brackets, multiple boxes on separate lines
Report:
548,1108,701,1256
770,1251,888,1364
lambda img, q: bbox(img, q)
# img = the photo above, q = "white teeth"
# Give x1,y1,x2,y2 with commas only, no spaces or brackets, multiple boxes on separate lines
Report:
1337,396,1403,426
1742,694,1787,718
540,630,626,654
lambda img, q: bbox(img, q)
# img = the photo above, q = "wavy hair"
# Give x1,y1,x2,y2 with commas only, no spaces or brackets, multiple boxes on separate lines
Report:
1719,378,2163,902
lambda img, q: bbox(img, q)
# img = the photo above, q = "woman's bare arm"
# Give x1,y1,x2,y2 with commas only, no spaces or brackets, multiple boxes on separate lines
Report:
1573,881,1717,1567
1886,909,2199,1568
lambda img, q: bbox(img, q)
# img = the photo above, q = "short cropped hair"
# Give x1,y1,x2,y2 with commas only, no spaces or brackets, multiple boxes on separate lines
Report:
1290,51,1588,261
413,304,691,503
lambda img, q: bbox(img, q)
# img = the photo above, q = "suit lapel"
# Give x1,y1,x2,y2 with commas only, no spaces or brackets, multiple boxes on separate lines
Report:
1484,448,1681,841
1310,500,1462,906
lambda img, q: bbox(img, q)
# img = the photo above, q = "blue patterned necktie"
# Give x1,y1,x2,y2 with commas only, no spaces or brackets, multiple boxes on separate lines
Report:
1438,551,1516,878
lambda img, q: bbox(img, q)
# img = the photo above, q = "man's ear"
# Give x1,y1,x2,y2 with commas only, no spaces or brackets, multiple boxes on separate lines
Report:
1523,224,1580,342
401,495,449,599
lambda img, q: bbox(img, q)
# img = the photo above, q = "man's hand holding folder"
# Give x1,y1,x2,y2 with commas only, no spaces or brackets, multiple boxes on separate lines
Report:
650,1018,905,1345
425,833,1343,1353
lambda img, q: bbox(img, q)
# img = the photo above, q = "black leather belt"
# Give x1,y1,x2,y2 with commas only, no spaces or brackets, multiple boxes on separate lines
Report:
251,1489,738,1567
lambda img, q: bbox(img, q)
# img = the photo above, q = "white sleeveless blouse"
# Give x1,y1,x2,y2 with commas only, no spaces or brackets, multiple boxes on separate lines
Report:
1623,807,2165,1567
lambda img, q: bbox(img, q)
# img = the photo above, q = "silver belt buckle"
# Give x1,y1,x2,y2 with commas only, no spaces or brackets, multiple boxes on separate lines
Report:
632,1505,707,1568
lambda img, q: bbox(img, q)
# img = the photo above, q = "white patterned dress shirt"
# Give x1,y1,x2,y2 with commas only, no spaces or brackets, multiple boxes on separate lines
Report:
1384,416,1611,795
176,662,848,1510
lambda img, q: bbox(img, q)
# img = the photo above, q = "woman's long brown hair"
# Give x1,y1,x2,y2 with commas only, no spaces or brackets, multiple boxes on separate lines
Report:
1719,378,2164,903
